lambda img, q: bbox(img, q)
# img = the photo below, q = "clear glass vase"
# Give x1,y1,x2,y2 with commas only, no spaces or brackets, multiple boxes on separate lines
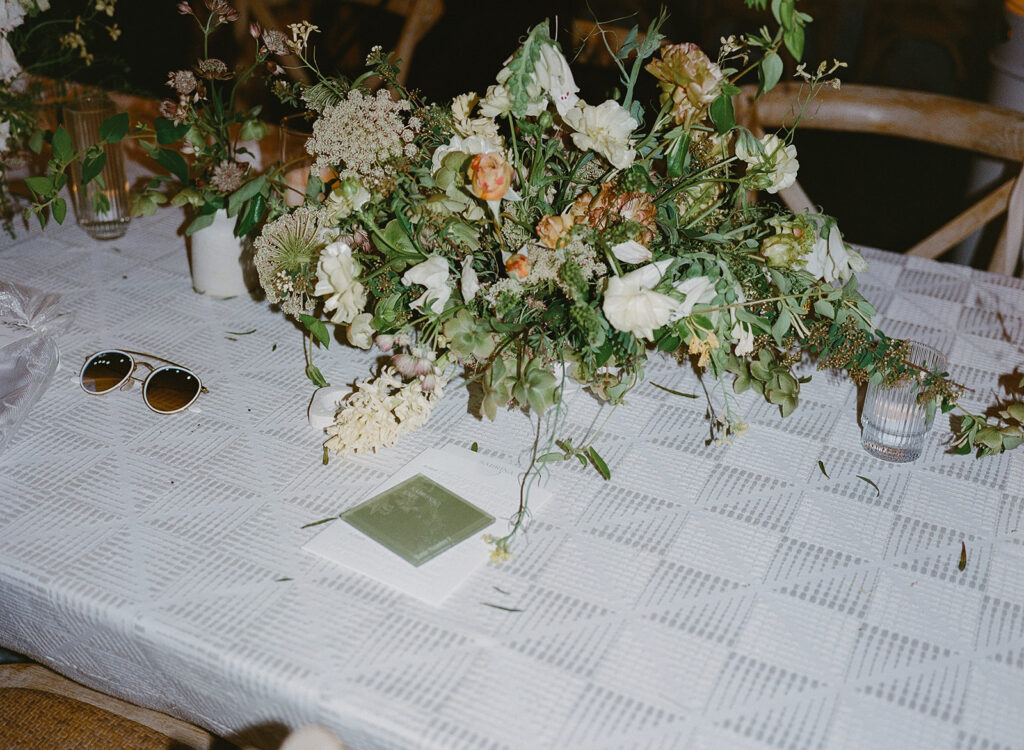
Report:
861,341,947,463
63,96,131,241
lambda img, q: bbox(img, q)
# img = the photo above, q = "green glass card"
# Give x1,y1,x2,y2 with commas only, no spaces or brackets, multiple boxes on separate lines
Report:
341,473,495,567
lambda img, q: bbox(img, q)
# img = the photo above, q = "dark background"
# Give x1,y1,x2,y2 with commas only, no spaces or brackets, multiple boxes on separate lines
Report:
33,0,1011,264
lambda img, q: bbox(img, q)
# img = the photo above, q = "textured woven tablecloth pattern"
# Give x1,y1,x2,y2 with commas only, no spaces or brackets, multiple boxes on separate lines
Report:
1,213,1023,750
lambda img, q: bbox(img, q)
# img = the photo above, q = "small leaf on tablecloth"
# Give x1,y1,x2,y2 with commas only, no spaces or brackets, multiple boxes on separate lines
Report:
470,442,479,452
856,475,880,496
481,603,523,613
588,447,611,480
301,517,336,529
959,541,967,571
817,460,830,479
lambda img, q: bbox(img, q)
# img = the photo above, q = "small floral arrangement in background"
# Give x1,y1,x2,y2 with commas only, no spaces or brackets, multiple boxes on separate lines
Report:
0,0,120,234
129,0,295,236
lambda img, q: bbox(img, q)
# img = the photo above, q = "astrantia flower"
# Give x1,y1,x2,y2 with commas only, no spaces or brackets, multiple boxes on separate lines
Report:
167,69,197,95
254,206,328,316
196,57,232,80
564,100,637,170
209,160,245,193
313,240,367,324
159,99,183,123
262,28,288,55
736,134,799,194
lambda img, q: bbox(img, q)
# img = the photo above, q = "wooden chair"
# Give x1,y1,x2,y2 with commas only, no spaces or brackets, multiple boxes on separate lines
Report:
235,0,444,86
739,82,1024,275
0,663,232,749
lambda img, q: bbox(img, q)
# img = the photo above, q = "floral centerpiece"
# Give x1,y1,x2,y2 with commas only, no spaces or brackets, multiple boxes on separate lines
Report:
253,3,969,554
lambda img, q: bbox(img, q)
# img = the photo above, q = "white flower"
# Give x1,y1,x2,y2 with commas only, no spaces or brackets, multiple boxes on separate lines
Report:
610,239,652,264
533,43,579,116
460,257,480,301
479,83,513,118
402,256,452,314
731,320,755,356
451,91,500,141
346,312,375,349
564,100,637,170
0,36,21,83
0,119,10,154
801,219,868,284
0,2,27,33
313,241,367,324
670,275,717,321
602,260,677,340
431,133,503,176
735,133,798,194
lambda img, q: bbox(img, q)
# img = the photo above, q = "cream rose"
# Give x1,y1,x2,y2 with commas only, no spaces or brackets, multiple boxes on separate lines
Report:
564,100,637,170
313,241,366,325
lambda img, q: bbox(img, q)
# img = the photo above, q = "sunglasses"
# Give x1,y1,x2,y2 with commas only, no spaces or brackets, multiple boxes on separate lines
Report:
80,349,208,414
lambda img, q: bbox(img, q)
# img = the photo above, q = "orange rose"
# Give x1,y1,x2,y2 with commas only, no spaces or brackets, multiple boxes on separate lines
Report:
505,252,531,279
467,152,513,201
536,214,575,249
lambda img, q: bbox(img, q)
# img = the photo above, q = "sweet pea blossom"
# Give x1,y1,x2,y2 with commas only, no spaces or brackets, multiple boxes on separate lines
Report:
802,219,868,284
602,260,677,340
313,241,367,324
402,256,452,314
346,312,375,349
670,275,717,321
564,100,637,170
735,134,799,194
610,239,652,264
460,257,480,301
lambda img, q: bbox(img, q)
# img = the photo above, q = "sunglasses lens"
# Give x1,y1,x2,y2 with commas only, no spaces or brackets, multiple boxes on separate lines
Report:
81,352,133,394
145,367,201,413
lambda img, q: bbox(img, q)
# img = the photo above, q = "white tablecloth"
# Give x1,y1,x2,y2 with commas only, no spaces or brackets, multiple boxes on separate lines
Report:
1,211,1023,750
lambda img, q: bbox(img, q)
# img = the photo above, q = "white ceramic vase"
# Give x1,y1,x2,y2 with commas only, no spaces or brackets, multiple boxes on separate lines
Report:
189,209,255,298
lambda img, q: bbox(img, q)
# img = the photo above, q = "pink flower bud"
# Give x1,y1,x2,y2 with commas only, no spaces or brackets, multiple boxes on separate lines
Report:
392,353,417,378
176,1,192,13
249,21,261,38
420,373,438,392
374,334,394,352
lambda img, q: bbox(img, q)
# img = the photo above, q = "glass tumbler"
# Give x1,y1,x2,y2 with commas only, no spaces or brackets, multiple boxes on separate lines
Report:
861,341,947,463
64,96,131,240
280,113,315,207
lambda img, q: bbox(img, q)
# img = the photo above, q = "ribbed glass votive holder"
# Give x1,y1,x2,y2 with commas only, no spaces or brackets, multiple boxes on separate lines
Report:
861,341,947,463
